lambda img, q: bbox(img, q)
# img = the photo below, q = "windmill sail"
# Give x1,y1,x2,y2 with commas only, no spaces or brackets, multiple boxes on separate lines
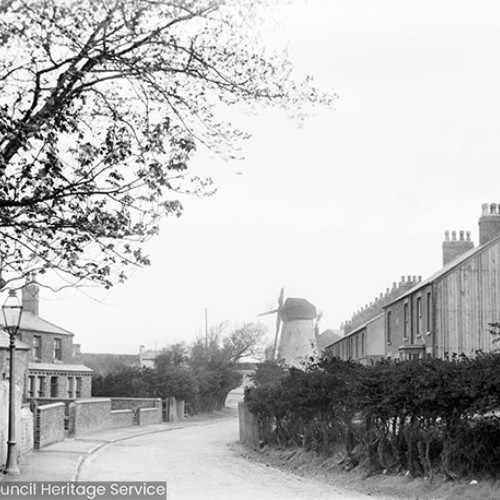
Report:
272,287,285,359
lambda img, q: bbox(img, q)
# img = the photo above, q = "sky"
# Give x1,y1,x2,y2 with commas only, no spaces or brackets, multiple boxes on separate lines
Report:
14,0,500,354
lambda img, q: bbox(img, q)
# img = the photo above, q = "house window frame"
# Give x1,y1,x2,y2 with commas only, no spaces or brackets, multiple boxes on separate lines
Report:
50,376,58,398
76,377,82,398
386,310,392,345
28,376,35,398
67,377,74,398
403,301,410,340
33,335,42,360
416,296,423,337
53,338,62,361
37,376,45,398
426,291,432,335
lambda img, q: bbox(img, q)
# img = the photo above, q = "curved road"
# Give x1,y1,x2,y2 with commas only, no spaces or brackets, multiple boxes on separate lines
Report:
77,412,379,500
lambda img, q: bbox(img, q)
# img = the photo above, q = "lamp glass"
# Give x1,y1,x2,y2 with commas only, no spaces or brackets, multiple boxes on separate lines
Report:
2,290,22,332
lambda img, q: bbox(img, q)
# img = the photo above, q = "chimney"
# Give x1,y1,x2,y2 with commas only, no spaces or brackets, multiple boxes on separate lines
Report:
479,203,500,245
21,274,39,316
442,229,474,265
72,343,82,359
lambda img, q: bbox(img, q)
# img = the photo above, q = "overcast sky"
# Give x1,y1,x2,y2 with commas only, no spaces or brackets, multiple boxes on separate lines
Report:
31,0,500,353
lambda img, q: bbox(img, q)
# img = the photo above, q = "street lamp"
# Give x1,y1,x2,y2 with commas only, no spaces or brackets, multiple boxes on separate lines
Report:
2,289,23,476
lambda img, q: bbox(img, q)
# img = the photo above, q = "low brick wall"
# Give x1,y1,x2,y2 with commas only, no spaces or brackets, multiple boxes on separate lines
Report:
111,398,161,410
238,402,260,452
138,407,162,426
74,398,112,436
34,402,65,450
111,409,134,428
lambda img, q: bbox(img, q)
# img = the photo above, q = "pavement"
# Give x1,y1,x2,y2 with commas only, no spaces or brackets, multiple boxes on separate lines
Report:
0,407,238,483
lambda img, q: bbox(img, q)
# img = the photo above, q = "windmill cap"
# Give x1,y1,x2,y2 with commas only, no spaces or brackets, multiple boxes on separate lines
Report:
280,298,317,320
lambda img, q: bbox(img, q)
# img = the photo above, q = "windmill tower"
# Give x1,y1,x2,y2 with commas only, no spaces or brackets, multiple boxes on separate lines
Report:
260,289,318,367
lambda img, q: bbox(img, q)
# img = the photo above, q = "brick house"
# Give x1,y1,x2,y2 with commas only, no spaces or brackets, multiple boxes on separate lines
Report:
384,203,500,360
0,279,93,401
326,276,422,364
327,203,500,363
0,331,30,391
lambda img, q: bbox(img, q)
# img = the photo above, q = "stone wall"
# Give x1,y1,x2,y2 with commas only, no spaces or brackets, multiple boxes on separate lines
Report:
0,382,33,466
19,405,34,455
34,402,65,450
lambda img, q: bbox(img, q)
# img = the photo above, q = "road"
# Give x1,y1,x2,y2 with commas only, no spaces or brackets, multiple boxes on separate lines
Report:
77,411,381,500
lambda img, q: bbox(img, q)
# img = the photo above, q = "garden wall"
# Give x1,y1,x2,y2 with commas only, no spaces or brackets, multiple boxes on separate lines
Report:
34,402,65,450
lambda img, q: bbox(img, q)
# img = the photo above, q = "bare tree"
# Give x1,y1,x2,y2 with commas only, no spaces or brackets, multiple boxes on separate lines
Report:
0,0,332,291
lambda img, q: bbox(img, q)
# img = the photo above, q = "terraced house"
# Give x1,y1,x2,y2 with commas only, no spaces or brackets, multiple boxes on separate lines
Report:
385,203,500,360
327,203,500,362
0,277,92,402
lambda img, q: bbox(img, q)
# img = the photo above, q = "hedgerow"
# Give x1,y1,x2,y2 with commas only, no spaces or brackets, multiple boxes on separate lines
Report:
244,354,500,480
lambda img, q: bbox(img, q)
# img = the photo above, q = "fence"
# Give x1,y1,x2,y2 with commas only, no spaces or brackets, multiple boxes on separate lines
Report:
238,402,260,451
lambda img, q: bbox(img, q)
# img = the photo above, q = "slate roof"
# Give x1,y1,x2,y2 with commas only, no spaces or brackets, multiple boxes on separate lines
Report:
385,232,500,307
0,311,74,336
325,313,385,349
28,362,93,373
316,329,342,351
0,330,31,350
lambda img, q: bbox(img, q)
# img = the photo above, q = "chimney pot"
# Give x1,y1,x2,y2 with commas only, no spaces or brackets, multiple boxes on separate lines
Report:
479,202,500,245
459,230,465,241
445,230,450,241
22,274,39,316
452,231,457,241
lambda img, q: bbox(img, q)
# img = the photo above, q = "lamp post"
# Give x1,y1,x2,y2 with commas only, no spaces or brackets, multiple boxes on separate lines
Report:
2,289,23,476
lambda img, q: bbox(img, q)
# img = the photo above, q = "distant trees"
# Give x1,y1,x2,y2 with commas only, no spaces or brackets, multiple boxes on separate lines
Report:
94,322,267,413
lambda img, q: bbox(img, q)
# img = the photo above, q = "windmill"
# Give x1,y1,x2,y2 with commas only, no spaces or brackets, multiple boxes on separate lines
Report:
259,288,318,366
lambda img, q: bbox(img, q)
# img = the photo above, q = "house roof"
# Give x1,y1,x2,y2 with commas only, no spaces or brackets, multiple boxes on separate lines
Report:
0,330,31,350
325,313,385,349
316,329,342,351
280,298,317,321
28,362,93,373
384,232,500,307
0,311,74,336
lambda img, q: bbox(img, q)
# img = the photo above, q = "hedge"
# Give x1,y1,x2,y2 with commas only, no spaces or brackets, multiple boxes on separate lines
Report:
245,354,500,480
